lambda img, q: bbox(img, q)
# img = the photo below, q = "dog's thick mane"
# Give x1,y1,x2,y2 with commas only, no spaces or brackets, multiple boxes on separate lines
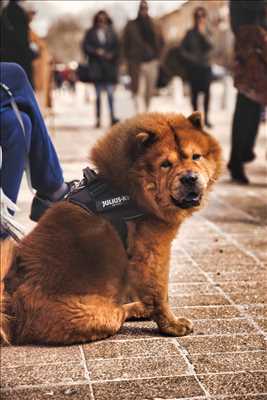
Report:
91,113,186,188
91,112,221,191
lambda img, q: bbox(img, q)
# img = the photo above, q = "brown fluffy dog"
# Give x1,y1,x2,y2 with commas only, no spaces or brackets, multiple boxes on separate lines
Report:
1,112,221,345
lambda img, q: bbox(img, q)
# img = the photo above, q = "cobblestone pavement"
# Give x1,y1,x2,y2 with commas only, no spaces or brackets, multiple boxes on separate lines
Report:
1,82,266,399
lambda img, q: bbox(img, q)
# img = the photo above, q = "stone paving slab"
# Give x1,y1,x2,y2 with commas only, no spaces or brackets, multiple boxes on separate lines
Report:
0,385,94,400
191,351,265,373
91,376,205,400
83,338,179,360
1,362,86,390
178,334,266,354
198,372,267,397
0,345,81,368
1,84,266,399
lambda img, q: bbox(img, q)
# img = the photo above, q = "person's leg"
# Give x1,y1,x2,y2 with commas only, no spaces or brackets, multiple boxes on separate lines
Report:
228,92,260,184
143,60,159,111
242,98,261,162
1,108,32,204
128,63,140,114
1,63,66,197
94,83,102,128
229,93,246,168
105,83,114,121
105,84,119,125
203,84,213,128
190,83,198,111
202,66,212,127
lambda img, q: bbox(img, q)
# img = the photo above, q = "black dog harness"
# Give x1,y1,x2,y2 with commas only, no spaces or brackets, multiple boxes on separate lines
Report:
66,167,145,250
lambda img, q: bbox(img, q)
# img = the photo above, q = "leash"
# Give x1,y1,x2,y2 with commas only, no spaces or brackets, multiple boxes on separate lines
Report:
0,82,35,241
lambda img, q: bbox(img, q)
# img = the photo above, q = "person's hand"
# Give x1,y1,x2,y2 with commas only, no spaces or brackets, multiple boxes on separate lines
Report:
96,48,105,57
103,52,113,60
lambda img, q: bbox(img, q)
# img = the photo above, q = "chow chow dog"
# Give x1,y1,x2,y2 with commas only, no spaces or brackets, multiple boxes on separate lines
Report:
1,112,221,345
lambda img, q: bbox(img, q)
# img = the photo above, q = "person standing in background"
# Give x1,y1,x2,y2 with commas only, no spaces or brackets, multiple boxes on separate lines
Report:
227,0,267,184
123,0,164,113
0,0,38,87
180,7,213,128
24,2,53,110
82,10,120,128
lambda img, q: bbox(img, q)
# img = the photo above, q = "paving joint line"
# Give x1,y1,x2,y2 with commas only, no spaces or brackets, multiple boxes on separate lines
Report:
202,217,264,267
101,332,266,344
180,247,266,338
190,349,266,356
0,380,91,393
2,370,266,392
88,368,267,383
175,317,248,322
170,280,266,286
86,353,188,362
209,194,261,223
79,345,95,400
81,349,266,363
208,395,267,400
172,338,211,399
171,304,265,309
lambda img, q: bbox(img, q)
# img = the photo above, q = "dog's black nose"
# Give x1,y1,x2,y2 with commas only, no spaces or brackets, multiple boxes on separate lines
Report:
180,172,198,185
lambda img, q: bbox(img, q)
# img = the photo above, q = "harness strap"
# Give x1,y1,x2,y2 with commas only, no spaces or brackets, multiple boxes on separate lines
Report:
66,168,145,251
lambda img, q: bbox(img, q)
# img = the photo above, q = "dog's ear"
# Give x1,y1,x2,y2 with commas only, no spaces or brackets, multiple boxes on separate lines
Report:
188,111,204,130
129,131,157,162
136,131,157,148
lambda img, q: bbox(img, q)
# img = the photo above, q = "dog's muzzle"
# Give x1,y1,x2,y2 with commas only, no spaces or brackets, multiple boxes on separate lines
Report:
171,171,202,209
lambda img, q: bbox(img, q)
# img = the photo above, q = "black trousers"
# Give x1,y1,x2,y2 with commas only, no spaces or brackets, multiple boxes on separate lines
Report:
188,64,212,122
229,92,261,168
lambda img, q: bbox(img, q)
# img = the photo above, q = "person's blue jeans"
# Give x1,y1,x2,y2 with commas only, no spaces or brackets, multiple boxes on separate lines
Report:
95,83,115,123
0,63,64,207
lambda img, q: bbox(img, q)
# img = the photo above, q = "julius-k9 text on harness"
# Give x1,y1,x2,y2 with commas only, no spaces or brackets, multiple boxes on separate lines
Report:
66,167,145,250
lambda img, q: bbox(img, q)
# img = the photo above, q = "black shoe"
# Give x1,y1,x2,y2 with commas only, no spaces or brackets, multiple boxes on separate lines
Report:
205,120,213,128
30,181,78,222
111,117,119,126
228,164,249,185
242,152,256,163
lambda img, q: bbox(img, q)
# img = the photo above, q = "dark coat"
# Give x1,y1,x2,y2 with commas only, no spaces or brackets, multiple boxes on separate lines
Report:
122,18,164,93
82,26,120,84
230,0,267,104
0,1,35,85
179,28,213,68
179,28,213,90
123,18,164,64
230,0,267,34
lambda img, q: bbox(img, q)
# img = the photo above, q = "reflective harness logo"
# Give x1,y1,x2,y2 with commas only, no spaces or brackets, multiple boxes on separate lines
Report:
97,195,130,211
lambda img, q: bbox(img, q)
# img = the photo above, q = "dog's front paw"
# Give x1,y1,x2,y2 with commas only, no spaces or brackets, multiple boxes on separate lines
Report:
158,317,193,337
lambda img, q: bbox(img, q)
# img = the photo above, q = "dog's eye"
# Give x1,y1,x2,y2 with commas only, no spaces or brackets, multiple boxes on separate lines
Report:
192,154,202,161
160,160,172,169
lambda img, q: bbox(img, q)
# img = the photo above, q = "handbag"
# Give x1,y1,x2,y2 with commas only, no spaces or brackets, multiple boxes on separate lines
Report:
76,63,93,83
157,45,188,88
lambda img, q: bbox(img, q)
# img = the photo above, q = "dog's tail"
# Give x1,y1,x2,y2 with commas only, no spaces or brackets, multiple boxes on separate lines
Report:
1,238,17,344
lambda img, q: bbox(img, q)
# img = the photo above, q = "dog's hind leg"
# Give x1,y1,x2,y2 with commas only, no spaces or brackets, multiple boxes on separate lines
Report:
15,296,127,345
69,302,126,344
123,302,152,320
